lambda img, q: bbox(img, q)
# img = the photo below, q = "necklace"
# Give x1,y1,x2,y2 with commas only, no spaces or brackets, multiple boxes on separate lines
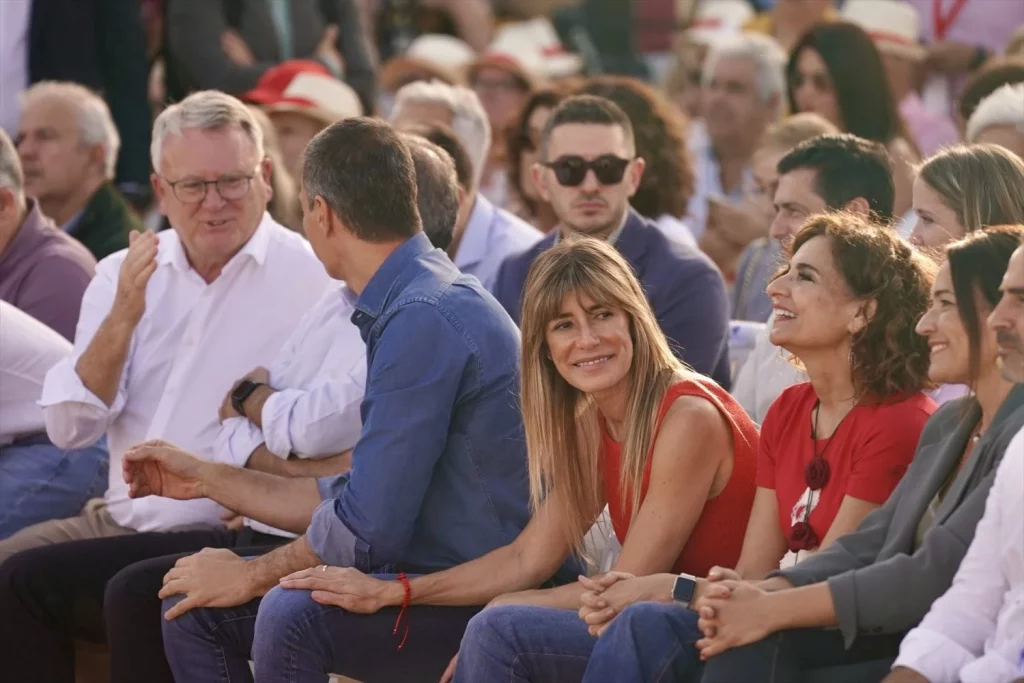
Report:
788,400,856,552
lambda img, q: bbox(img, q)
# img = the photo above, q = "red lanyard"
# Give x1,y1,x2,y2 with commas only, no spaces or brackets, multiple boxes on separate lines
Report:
933,0,968,41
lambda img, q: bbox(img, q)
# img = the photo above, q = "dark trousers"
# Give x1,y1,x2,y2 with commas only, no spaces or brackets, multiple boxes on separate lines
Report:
163,581,482,682
0,525,284,683
700,626,905,683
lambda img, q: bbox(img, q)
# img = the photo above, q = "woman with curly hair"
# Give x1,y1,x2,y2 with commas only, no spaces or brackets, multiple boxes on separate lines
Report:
505,88,565,232
577,76,698,247
568,226,1024,683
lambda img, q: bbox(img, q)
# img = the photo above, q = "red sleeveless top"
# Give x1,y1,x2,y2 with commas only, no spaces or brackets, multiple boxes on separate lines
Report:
601,379,759,578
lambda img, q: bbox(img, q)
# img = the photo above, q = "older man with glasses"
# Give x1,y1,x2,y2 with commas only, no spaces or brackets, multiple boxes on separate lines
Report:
492,95,732,388
0,90,332,683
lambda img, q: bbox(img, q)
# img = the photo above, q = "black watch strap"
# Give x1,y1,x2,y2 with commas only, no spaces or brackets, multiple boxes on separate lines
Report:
231,379,264,416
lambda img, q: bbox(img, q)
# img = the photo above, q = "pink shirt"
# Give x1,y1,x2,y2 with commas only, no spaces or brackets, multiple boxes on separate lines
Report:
908,0,1024,53
901,92,960,158
0,200,95,341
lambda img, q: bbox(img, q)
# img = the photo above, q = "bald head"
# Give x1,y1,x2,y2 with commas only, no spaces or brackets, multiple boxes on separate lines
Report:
402,134,460,250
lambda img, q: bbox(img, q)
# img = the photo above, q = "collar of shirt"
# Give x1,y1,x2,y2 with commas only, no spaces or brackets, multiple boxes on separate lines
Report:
61,208,85,235
553,209,630,248
156,212,274,274
354,232,434,323
454,194,496,270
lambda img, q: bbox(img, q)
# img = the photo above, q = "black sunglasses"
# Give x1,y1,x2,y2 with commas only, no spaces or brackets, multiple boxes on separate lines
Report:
543,155,633,187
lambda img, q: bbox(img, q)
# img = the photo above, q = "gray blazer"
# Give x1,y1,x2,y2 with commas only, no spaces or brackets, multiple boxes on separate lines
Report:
776,385,1024,648
167,0,376,113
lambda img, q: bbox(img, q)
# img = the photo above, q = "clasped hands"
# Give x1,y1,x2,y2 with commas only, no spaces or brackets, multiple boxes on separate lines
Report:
577,566,778,660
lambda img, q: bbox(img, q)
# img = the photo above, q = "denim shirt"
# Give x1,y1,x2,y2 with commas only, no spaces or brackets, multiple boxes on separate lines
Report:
306,233,532,573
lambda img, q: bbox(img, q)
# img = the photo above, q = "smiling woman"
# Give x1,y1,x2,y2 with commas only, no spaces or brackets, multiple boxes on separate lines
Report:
272,237,759,683
758,212,937,563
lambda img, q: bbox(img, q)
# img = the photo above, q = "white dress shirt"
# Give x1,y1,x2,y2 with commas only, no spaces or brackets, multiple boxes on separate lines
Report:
39,215,332,532
455,194,542,292
731,315,806,424
894,428,1024,683
217,283,367,537
0,0,32,136
0,301,72,446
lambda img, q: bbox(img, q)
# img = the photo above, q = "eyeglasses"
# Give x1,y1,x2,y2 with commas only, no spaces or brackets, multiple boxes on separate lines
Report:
542,155,634,187
161,168,259,204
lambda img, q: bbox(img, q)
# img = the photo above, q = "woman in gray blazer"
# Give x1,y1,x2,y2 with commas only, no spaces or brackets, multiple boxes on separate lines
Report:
572,227,1024,683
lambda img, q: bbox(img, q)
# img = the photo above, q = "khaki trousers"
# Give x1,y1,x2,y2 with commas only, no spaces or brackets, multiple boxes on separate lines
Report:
0,498,134,565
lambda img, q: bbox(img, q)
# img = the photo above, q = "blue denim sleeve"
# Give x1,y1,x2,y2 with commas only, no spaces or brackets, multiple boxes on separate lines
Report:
306,303,471,569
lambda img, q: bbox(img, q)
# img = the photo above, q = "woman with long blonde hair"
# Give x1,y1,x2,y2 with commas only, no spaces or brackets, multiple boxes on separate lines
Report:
278,237,759,683
910,144,1024,251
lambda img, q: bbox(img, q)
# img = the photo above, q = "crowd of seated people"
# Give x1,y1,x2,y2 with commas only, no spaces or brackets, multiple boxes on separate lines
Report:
2,2,1024,683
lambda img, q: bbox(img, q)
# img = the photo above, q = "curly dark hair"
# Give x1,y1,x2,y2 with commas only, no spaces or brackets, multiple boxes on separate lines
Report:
577,76,695,220
788,213,935,399
505,87,566,215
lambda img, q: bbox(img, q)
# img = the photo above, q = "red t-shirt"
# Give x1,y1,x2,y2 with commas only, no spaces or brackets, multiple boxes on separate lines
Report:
601,378,758,578
758,383,936,548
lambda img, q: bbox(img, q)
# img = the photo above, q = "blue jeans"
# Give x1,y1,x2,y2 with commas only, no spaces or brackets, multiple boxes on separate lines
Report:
0,435,108,540
582,602,705,683
162,576,480,682
453,602,704,683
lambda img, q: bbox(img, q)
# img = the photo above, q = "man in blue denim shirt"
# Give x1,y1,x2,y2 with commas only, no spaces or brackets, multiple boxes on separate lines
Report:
122,118,533,682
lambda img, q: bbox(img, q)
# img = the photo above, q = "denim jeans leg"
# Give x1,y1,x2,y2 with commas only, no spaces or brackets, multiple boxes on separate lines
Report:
0,439,108,539
161,593,263,683
452,604,597,683
581,602,705,683
253,582,480,683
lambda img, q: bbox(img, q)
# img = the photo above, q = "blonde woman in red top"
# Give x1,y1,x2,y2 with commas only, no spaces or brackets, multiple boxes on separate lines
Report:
279,237,758,683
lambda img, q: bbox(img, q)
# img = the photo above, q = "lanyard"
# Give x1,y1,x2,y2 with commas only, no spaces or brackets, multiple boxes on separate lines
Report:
933,0,968,41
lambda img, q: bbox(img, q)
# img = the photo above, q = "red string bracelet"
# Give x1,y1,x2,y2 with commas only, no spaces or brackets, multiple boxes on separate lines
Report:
392,572,411,651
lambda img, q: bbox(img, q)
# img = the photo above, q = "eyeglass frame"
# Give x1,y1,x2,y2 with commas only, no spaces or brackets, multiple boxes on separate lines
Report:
158,163,264,204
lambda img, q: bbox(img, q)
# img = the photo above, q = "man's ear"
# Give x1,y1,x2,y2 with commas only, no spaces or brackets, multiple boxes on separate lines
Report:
531,163,551,202
844,196,872,218
626,157,646,198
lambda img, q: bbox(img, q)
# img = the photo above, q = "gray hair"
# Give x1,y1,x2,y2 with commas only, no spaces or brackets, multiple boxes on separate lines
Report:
403,134,459,250
703,32,787,116
21,81,121,179
967,83,1024,142
151,91,265,171
0,129,25,197
390,81,491,189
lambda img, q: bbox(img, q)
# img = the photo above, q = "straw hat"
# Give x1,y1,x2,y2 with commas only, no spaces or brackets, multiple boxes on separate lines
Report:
686,0,755,47
380,34,477,90
842,0,926,61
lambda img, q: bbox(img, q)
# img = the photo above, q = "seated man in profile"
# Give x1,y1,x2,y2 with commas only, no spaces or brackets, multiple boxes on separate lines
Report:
122,117,536,682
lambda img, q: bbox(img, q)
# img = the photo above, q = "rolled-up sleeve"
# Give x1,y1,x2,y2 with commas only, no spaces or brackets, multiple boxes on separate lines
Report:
305,304,468,570
260,347,366,459
38,264,125,449
215,417,266,467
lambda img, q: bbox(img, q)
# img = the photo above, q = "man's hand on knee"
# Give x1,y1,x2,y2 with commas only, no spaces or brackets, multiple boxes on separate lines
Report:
160,548,258,619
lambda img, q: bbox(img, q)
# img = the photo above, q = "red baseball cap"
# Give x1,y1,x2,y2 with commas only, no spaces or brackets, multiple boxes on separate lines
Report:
242,60,362,125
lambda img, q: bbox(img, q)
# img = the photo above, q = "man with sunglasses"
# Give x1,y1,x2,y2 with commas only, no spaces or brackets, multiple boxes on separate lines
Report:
0,91,332,681
494,95,732,389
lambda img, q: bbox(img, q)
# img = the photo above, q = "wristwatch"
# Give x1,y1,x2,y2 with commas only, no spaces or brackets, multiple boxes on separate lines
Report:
672,573,698,610
230,379,264,417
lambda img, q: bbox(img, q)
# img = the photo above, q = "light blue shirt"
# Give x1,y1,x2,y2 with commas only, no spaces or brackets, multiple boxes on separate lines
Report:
265,0,293,60
686,119,754,242
454,195,542,293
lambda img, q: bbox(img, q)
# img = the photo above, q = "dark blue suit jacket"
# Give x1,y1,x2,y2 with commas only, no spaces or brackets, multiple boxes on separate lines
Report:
494,210,732,389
